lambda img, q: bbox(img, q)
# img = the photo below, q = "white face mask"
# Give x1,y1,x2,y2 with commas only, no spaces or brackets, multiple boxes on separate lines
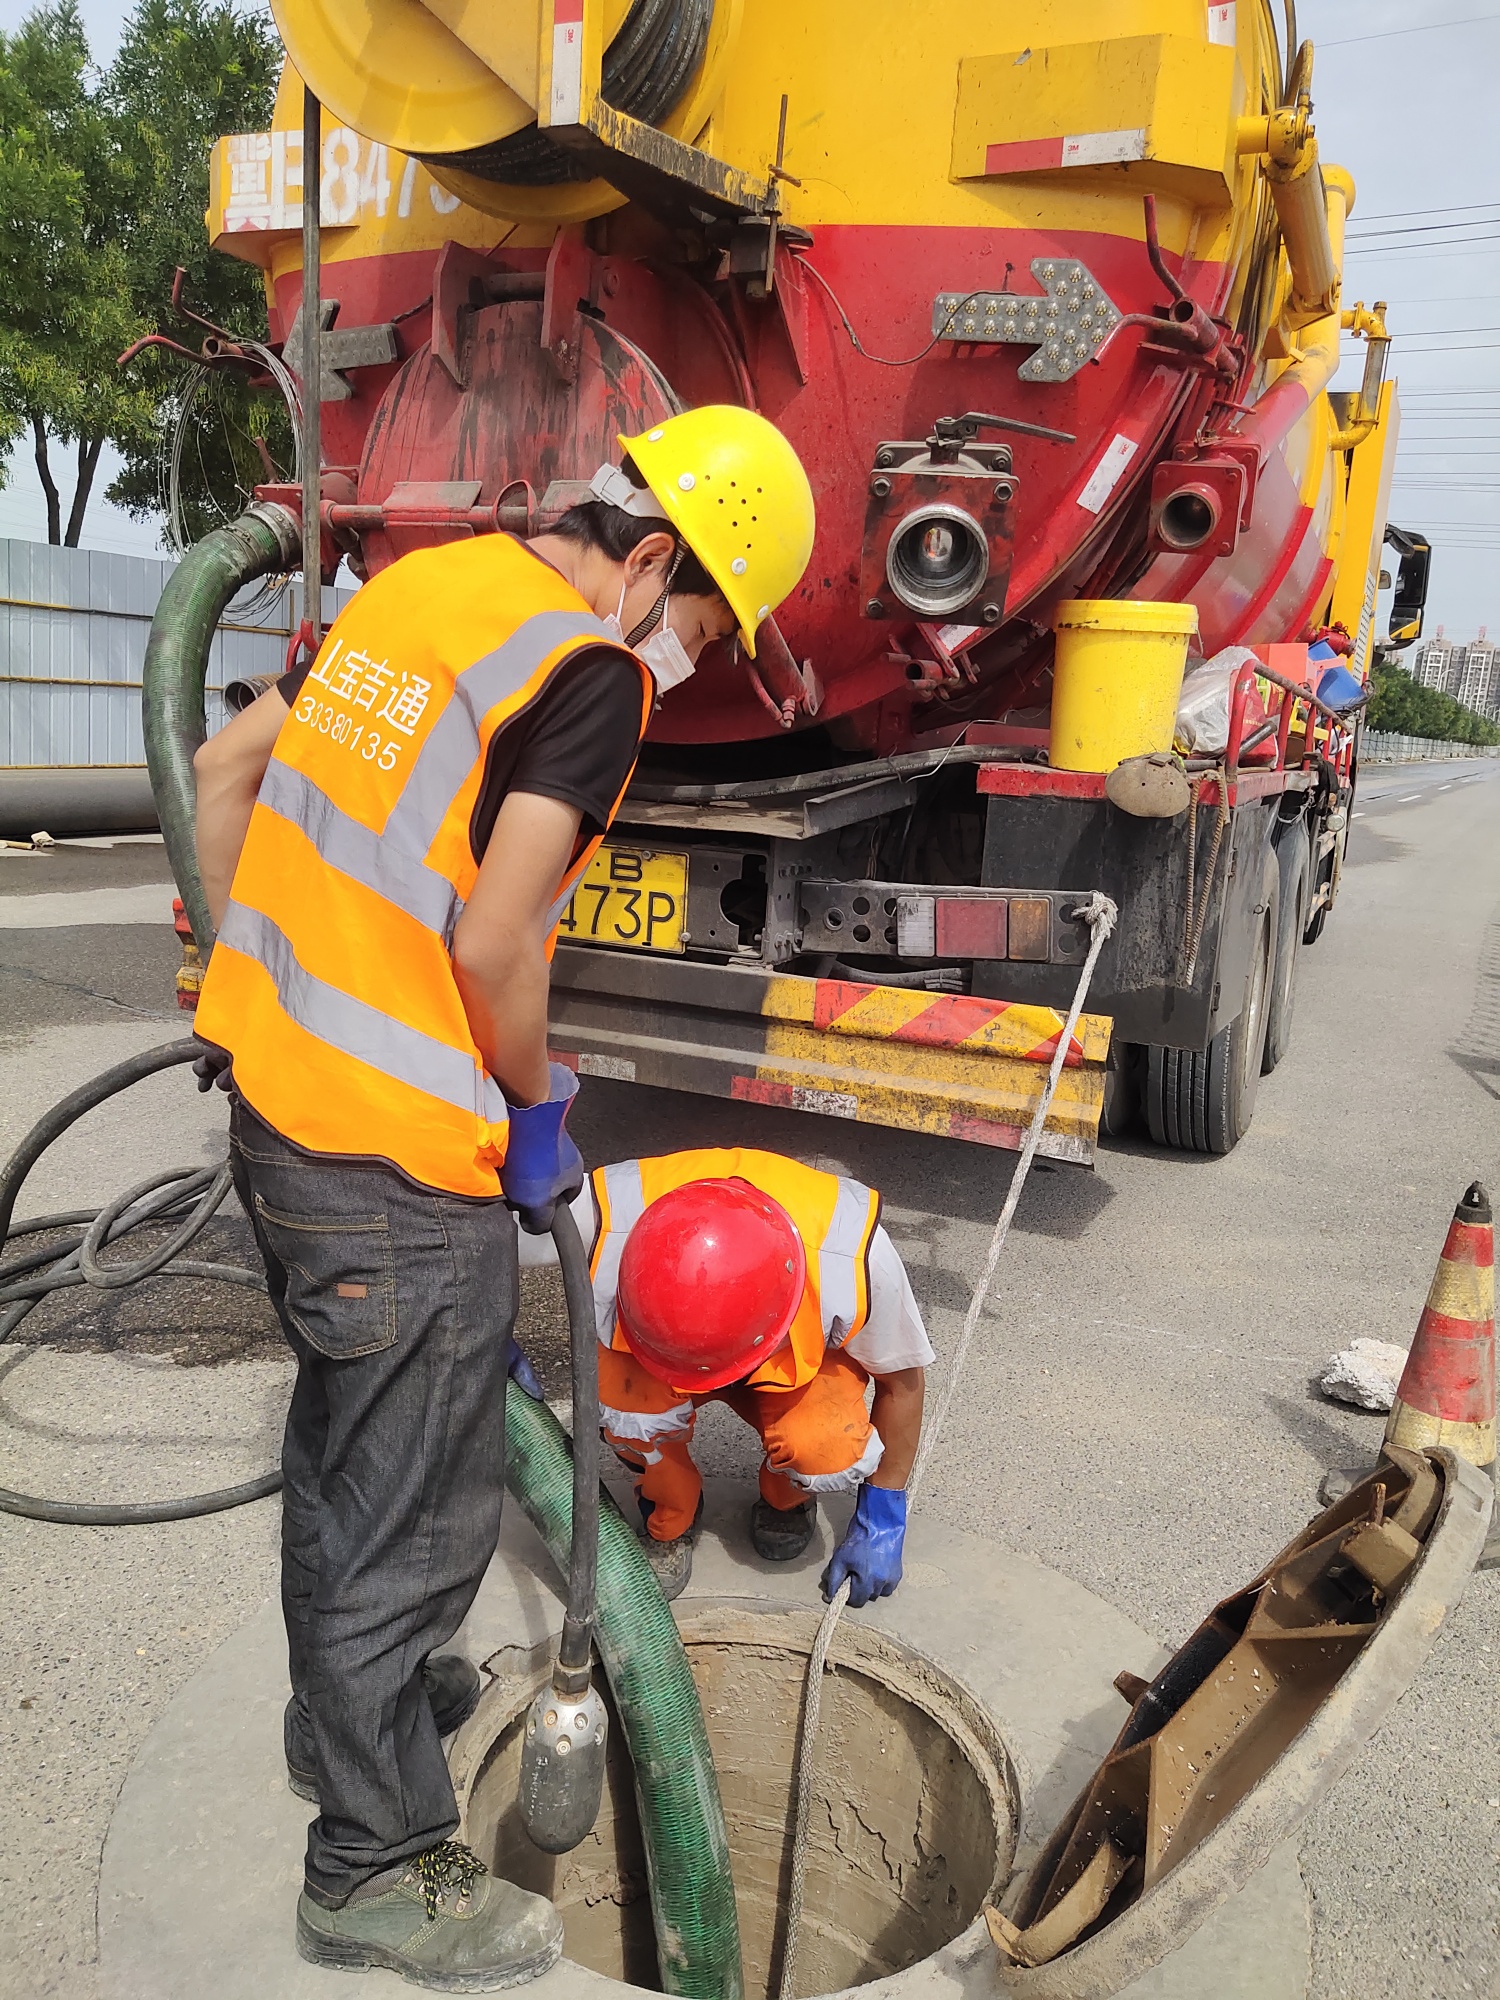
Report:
603,580,697,693
601,579,629,645
636,601,697,692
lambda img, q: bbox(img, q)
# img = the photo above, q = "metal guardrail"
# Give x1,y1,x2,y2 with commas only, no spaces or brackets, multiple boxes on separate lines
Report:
1362,732,1500,763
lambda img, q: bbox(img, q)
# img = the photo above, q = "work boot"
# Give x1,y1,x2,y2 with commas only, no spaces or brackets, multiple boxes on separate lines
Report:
296,1839,562,1991
286,1653,483,1803
750,1497,817,1562
636,1495,704,1603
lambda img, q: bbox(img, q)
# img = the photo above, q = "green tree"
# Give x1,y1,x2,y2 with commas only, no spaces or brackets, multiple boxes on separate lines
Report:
105,0,289,545
0,2,154,543
1367,658,1500,746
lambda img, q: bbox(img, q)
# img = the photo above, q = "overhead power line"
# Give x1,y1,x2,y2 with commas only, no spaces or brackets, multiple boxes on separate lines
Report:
1348,220,1500,241
1353,204,1500,227
1322,13,1500,49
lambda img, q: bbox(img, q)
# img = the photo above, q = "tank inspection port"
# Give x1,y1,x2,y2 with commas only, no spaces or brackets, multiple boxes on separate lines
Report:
457,1603,1016,2000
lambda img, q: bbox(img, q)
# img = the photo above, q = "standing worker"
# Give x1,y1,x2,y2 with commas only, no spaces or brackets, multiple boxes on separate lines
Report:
189,410,815,1992
573,1147,932,1600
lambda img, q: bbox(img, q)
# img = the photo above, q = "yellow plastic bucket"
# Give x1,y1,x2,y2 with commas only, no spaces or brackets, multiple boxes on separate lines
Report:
1049,599,1199,773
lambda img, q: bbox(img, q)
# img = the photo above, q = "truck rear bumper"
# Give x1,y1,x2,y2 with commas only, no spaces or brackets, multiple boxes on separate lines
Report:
548,945,1113,1165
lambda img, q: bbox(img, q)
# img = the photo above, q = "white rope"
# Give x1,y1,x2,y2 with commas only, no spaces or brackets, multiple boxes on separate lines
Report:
774,892,1118,2000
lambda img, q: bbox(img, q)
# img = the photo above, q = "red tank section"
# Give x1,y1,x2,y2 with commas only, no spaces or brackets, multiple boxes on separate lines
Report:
275,211,1333,756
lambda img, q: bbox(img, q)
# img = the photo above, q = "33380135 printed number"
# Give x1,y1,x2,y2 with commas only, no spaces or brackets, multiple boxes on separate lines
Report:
294,693,401,770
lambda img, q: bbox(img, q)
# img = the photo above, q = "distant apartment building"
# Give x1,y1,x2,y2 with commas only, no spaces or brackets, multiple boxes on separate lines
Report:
1410,626,1500,718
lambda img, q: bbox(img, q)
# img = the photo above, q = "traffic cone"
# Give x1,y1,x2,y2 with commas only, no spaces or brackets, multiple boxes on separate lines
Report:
1383,1182,1495,1472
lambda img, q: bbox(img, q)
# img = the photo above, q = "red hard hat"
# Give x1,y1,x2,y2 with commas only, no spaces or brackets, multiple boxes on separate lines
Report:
617,1178,806,1392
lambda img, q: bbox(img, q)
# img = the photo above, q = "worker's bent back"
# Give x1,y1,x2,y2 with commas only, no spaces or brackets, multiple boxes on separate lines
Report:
196,537,650,1195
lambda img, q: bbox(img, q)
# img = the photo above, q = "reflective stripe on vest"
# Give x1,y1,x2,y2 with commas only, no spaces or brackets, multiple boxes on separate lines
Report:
195,538,652,1196
588,1149,882,1393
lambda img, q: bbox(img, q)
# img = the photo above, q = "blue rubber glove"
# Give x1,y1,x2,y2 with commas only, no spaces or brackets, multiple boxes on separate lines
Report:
504,1337,544,1401
821,1483,907,1608
500,1062,585,1235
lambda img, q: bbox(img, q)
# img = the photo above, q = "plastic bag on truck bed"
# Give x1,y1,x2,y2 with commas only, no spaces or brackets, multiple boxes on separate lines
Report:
1174,647,1275,760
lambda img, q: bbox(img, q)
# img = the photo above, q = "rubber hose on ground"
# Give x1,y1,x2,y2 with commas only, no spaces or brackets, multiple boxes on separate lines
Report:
142,502,300,952
0,1040,279,1525
504,1390,744,2000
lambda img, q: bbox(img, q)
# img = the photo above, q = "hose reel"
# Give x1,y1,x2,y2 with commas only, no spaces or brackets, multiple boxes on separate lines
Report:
429,0,713,188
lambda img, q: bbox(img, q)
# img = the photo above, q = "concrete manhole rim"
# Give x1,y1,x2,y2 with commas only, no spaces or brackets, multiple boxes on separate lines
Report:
93,1492,1313,2000
450,1594,1023,2000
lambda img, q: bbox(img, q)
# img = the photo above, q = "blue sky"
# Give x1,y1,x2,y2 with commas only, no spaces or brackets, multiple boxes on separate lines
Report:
1,0,1497,641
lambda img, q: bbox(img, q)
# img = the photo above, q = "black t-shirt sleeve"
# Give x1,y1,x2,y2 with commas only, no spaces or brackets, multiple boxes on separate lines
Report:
278,655,313,703
470,647,646,861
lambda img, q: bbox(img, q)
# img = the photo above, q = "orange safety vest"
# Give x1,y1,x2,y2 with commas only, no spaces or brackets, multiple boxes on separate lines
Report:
588,1149,882,1395
195,536,652,1197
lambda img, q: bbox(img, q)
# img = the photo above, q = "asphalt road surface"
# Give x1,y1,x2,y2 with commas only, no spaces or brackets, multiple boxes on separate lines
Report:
0,758,1496,2000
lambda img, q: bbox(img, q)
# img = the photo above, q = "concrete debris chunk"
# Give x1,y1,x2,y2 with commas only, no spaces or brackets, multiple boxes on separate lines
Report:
1319,1338,1411,1412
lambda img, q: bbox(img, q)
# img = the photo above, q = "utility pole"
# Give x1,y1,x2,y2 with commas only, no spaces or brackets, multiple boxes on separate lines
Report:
301,84,322,653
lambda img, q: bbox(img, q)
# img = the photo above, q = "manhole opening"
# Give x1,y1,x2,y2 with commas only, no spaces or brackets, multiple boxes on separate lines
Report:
459,1601,1016,2000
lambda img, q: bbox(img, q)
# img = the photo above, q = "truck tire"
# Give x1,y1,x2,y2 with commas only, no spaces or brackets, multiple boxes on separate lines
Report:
1144,870,1276,1155
1263,830,1310,1073
1100,1043,1144,1138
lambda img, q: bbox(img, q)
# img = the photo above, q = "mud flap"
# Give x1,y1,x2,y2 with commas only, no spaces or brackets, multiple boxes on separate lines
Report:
985,1447,1492,1997
549,946,1113,1164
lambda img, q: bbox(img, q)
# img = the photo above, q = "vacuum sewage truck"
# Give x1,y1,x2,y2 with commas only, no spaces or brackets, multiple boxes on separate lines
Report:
152,0,1430,1162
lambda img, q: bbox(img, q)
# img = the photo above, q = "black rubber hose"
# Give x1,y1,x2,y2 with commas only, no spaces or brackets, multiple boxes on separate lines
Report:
0,1042,205,1248
142,504,299,951
0,1040,280,1526
551,1202,599,1675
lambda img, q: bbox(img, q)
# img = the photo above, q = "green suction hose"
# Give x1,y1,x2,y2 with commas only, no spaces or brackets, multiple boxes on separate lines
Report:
142,502,300,951
505,1387,744,2000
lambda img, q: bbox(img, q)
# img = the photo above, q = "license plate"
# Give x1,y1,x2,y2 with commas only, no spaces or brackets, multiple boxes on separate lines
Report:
557,845,688,954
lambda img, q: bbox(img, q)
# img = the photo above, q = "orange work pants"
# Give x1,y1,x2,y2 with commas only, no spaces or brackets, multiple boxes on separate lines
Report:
598,1345,878,1543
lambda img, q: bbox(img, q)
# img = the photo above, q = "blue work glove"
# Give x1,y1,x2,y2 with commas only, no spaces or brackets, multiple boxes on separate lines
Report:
821,1483,907,1608
500,1062,585,1235
192,1043,233,1093
504,1337,544,1401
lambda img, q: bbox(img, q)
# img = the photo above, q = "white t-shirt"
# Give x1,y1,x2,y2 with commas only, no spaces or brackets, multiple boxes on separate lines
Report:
520,1183,933,1378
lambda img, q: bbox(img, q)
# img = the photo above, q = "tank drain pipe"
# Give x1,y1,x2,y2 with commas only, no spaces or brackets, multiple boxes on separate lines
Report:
517,1201,610,1854
776,890,1119,2000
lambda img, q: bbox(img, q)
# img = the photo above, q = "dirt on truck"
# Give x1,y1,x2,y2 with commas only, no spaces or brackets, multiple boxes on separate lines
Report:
165,0,1436,1163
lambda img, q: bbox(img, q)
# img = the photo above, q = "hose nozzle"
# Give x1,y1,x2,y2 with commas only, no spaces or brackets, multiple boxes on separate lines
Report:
518,1674,609,1854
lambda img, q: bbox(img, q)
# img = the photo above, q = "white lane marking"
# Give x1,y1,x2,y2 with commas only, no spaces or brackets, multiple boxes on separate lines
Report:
1399,794,1421,802
0,885,174,929
1352,811,1366,819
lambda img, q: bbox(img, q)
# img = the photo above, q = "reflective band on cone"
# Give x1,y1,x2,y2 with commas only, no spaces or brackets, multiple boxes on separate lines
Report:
1384,1182,1495,1470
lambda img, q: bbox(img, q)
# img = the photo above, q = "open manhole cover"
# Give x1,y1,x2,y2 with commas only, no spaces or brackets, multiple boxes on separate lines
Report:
456,1601,1017,1998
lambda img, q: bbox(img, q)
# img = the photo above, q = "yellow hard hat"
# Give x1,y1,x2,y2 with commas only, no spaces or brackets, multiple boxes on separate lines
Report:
617,408,815,657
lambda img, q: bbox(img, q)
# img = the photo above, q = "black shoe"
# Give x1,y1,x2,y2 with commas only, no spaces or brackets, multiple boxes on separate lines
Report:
750,1497,817,1562
286,1653,483,1804
636,1494,704,1603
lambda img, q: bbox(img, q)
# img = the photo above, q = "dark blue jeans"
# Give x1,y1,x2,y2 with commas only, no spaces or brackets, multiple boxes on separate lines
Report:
228,1098,517,1908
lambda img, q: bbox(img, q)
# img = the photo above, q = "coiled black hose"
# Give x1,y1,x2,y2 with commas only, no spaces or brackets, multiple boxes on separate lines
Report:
0,1040,279,1525
421,0,712,187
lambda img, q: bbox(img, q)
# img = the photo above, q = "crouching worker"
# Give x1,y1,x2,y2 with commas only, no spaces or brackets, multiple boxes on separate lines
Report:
582,1148,932,1602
